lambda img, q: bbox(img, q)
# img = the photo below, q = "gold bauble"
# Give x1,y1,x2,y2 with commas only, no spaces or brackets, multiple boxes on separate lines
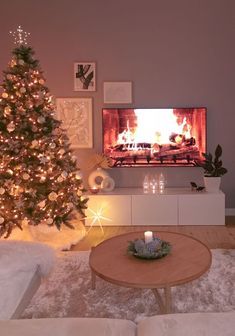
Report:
57,176,64,183
0,187,5,195
2,92,8,98
48,191,58,201
22,173,30,180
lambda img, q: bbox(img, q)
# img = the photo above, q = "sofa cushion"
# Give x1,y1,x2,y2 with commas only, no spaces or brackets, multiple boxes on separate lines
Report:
0,317,136,336
137,312,235,336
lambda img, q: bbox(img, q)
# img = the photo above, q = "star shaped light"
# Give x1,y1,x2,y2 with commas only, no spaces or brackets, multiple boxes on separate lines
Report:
85,205,112,234
9,25,30,45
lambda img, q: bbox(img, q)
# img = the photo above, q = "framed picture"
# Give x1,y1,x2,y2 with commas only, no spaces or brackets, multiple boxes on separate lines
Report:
56,97,93,148
74,62,96,91
103,81,132,104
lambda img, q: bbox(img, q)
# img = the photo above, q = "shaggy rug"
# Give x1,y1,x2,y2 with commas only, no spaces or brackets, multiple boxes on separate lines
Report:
22,249,235,323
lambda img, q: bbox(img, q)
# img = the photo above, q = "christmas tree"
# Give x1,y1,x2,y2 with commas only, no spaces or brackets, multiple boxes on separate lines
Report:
0,26,88,238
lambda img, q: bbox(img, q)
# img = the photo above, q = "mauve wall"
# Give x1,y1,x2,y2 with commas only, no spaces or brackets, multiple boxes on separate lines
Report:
0,0,235,208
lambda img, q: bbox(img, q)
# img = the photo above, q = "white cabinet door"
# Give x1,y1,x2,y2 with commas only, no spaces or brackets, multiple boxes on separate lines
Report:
178,193,225,225
132,195,178,225
85,195,131,226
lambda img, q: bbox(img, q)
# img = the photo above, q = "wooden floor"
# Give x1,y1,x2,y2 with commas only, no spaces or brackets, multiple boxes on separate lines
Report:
71,216,235,251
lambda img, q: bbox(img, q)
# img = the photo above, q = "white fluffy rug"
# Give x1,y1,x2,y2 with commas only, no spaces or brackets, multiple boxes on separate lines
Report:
22,249,235,322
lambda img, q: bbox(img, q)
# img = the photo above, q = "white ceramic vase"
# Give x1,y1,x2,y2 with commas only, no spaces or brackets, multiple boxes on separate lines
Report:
204,176,221,193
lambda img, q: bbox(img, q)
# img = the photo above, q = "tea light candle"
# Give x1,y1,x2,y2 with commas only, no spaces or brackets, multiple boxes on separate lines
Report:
144,231,153,244
90,186,99,194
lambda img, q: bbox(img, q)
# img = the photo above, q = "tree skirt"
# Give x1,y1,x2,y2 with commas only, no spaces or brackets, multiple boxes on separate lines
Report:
22,249,235,322
3,218,86,251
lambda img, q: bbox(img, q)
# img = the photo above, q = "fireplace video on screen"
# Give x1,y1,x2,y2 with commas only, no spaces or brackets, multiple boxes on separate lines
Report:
102,108,206,167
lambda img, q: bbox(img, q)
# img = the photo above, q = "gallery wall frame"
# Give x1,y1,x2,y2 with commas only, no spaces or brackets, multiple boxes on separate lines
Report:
74,62,96,91
103,81,132,104
56,97,93,148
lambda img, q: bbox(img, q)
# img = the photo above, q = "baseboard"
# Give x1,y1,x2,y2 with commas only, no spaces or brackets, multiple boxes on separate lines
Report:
225,208,235,216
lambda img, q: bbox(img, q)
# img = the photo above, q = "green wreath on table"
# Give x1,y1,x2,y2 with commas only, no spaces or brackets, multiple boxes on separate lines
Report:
127,237,171,260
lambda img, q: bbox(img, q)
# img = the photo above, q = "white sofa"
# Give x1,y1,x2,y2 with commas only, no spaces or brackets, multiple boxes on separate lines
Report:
0,240,55,319
0,312,234,336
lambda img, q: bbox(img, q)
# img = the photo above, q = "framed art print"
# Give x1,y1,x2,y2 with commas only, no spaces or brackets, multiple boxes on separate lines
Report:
103,81,132,104
74,62,96,91
56,97,93,148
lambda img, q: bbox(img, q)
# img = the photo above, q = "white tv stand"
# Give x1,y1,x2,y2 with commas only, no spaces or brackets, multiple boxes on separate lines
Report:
85,188,225,226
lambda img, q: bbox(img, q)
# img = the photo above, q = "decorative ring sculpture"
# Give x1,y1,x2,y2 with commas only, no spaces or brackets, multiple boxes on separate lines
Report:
101,176,115,192
88,168,109,189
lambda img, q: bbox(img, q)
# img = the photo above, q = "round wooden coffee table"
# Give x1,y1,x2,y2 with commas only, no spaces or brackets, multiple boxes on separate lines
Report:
89,231,212,314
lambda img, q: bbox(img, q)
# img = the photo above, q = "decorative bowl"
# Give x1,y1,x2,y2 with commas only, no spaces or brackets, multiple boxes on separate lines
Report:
127,237,171,260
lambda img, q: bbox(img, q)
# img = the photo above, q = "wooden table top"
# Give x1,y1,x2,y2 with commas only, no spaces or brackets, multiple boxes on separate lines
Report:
89,231,212,289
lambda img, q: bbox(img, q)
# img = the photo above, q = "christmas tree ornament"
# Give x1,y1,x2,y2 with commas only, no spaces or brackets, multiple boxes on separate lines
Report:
31,140,38,148
22,173,30,180
58,149,65,155
47,218,53,225
7,122,15,132
37,116,45,124
2,92,8,98
4,106,11,115
0,187,5,195
49,142,56,149
48,192,58,201
57,176,64,183
6,169,13,175
20,87,26,93
39,156,48,164
38,200,46,208
61,171,68,178
18,59,25,65
0,217,5,224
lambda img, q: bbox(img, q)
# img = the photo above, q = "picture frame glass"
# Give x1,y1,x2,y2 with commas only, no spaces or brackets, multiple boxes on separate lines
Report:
74,62,96,91
103,81,132,104
56,97,93,148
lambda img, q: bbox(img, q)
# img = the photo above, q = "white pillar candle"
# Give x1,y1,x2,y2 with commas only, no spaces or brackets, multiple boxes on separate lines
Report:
144,231,153,244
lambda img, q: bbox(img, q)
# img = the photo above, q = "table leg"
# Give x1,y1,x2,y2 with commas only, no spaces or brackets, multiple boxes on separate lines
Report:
152,286,172,314
164,286,172,314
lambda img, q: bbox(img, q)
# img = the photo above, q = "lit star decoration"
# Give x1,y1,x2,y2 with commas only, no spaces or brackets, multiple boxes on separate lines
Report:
9,25,30,45
85,206,112,233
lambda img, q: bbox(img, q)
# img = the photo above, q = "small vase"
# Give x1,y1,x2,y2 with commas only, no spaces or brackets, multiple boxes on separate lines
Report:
204,176,221,193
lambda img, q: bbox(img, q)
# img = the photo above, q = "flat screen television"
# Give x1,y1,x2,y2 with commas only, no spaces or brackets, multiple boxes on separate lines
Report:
102,108,206,167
